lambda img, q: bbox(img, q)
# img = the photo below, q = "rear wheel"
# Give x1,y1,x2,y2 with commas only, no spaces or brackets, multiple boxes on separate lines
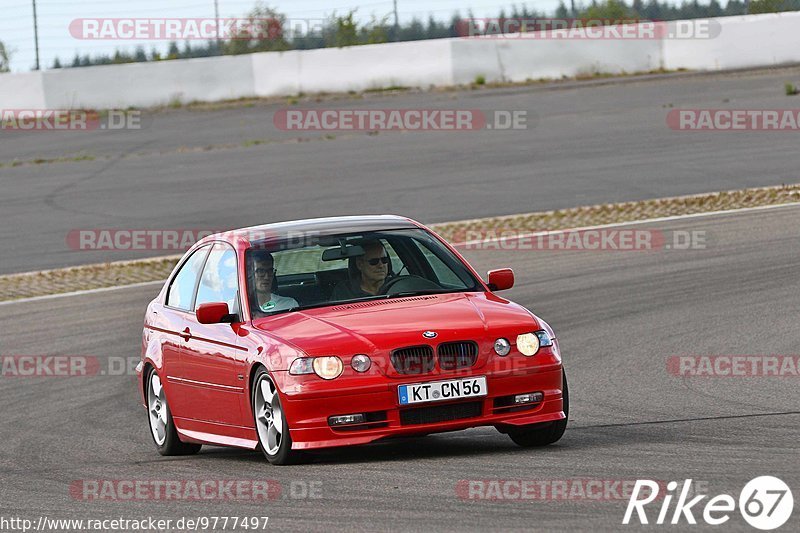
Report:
146,368,202,456
507,369,569,447
253,368,302,465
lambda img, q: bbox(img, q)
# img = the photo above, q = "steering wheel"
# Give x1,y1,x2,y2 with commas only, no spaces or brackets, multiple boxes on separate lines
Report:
379,275,443,296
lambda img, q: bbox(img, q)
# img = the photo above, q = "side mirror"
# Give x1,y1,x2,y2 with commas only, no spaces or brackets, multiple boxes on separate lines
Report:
487,268,514,291
196,302,234,324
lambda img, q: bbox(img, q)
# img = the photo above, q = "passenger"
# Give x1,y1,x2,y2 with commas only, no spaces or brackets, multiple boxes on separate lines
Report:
250,251,298,312
331,239,390,301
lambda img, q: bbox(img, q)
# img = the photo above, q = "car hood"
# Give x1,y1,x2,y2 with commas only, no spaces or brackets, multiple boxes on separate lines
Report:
252,292,541,357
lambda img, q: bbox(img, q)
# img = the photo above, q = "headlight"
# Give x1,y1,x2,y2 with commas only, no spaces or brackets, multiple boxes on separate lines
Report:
494,338,511,356
516,333,540,356
313,356,344,380
351,354,371,373
289,358,314,375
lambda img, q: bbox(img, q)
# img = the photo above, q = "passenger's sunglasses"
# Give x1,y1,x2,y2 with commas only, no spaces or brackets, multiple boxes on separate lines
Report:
255,268,277,277
366,256,390,266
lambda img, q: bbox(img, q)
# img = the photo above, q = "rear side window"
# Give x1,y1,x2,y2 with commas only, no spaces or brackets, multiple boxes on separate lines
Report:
166,246,210,310
195,244,239,313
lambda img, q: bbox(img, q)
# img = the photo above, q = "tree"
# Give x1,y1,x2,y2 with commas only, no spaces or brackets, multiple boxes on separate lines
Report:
362,14,390,44
224,4,290,54
748,0,798,12
581,0,637,21
328,11,359,48
0,41,11,73
707,0,723,15
399,17,426,41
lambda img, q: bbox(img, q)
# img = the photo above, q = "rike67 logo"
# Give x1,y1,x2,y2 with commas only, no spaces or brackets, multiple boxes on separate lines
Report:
624,477,794,530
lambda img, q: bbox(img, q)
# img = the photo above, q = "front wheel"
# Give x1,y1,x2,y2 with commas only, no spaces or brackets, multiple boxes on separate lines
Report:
146,368,202,456
252,368,302,465
507,369,569,447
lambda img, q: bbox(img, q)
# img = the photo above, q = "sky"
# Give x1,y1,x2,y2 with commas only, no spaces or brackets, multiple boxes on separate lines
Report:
1,0,568,72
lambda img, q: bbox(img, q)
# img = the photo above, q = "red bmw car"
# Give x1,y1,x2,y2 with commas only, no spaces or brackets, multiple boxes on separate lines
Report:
136,215,568,464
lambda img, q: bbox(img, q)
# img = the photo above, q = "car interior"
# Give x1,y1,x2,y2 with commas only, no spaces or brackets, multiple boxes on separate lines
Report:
246,231,477,317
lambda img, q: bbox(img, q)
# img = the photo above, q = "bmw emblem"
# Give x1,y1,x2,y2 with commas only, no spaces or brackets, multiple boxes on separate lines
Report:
423,331,438,339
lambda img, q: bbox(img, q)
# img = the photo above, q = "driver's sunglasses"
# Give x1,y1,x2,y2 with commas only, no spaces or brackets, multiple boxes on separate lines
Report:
255,267,277,277
367,256,390,266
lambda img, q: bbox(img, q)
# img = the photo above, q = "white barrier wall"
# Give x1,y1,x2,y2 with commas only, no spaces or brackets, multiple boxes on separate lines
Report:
295,39,454,94
252,39,453,97
0,71,47,108
41,54,257,109
1,12,799,110
252,51,302,97
451,37,662,84
663,13,800,71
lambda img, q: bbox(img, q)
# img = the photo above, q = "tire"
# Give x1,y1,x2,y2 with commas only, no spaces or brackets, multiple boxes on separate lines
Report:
146,368,202,456
508,368,569,447
252,368,301,465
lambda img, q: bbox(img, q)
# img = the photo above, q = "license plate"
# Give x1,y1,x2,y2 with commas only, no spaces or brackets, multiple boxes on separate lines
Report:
398,376,487,405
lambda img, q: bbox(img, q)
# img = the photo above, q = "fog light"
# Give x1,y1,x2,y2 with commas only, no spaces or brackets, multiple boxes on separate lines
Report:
514,392,544,404
494,338,511,356
329,414,365,426
351,354,371,373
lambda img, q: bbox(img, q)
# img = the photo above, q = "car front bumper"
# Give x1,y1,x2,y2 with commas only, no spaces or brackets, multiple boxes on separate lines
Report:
273,363,565,450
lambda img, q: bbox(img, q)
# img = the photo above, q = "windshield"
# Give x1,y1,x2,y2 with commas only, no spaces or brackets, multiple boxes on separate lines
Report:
245,228,482,317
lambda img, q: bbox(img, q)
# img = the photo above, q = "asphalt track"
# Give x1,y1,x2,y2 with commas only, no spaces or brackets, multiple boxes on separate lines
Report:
2,66,800,274
1,207,797,531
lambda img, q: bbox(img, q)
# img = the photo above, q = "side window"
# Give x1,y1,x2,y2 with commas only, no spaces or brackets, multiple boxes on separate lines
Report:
166,246,210,311
195,245,239,313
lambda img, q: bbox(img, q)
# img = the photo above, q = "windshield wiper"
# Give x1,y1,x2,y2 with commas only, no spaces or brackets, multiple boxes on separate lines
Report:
277,295,388,314
385,289,463,298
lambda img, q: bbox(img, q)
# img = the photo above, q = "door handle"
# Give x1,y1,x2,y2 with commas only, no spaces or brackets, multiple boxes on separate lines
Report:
180,327,192,341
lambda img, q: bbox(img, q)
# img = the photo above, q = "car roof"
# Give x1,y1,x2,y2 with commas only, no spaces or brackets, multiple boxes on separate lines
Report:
199,215,422,247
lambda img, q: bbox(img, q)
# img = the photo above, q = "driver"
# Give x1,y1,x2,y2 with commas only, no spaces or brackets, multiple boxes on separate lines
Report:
331,239,390,300
250,250,298,312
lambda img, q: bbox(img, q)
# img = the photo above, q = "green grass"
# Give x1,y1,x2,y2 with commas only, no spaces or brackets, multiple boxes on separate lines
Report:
0,153,96,169
242,139,266,148
363,85,410,93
